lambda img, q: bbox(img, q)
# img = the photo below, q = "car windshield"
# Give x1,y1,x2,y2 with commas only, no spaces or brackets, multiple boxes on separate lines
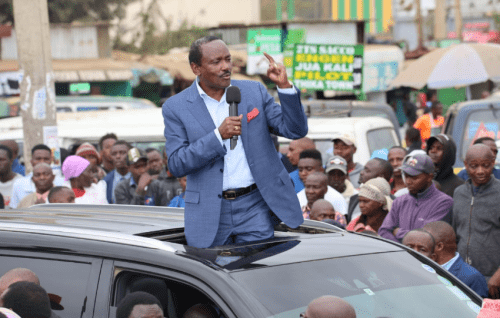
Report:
461,109,500,160
230,251,481,318
367,128,399,156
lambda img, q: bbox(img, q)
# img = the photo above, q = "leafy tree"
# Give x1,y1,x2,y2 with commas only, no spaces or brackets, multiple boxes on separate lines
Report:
0,0,134,24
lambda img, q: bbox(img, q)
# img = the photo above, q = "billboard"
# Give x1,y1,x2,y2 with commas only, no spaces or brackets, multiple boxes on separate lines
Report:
292,44,363,93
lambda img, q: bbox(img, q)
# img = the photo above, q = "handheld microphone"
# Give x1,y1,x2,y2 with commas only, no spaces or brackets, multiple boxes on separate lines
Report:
226,86,241,150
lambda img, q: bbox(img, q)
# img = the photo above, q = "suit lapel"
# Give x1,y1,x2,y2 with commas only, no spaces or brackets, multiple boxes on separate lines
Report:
237,82,249,149
186,81,216,133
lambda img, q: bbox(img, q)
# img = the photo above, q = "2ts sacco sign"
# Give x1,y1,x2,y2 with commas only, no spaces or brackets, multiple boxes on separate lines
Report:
292,44,363,93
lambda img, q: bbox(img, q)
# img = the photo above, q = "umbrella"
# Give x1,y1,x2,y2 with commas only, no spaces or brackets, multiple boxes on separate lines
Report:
390,43,500,89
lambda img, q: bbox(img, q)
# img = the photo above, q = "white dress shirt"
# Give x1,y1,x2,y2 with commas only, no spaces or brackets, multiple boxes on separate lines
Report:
297,185,348,215
195,78,295,190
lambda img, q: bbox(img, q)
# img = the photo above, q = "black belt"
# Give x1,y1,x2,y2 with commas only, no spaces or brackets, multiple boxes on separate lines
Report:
222,183,257,200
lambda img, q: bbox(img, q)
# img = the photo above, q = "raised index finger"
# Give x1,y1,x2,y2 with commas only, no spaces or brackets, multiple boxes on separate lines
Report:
263,52,275,64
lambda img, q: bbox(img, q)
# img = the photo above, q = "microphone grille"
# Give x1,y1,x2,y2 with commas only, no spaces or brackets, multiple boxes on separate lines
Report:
226,86,241,103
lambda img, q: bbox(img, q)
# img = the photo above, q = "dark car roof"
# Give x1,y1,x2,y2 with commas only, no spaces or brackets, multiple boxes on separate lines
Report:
0,205,403,271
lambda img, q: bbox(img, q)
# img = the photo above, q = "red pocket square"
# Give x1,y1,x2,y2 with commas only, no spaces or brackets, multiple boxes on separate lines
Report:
247,108,260,123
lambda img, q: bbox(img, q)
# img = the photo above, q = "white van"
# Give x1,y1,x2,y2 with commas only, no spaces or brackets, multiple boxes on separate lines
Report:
0,111,398,166
279,116,400,166
0,108,166,151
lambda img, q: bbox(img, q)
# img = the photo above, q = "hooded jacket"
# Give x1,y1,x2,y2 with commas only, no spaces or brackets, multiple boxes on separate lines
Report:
426,134,464,198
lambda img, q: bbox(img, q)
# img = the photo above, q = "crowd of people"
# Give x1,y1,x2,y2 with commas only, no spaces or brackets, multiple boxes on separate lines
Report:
284,130,500,300
0,133,185,210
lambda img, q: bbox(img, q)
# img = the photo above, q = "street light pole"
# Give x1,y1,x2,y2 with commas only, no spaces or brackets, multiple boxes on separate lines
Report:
12,0,58,173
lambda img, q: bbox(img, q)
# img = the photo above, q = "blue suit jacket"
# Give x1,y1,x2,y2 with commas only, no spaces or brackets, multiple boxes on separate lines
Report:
163,80,308,247
448,254,489,298
103,170,116,204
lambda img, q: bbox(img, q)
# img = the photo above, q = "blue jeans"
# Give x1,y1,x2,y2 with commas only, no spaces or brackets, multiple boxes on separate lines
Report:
210,188,274,247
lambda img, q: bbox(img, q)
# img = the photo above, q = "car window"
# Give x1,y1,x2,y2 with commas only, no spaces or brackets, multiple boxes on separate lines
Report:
111,269,228,318
461,109,500,160
315,139,334,166
366,128,398,155
231,252,481,318
0,253,99,318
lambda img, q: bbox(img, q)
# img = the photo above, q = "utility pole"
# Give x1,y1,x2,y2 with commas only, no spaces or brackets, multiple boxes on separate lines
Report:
434,0,447,41
454,0,463,41
415,0,424,47
13,0,58,173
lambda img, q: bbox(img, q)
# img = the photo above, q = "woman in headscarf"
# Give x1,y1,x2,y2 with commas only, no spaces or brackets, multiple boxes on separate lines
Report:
346,177,392,234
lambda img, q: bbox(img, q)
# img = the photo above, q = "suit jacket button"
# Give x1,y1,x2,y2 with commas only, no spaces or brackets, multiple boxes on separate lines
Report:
218,194,222,198
220,169,223,172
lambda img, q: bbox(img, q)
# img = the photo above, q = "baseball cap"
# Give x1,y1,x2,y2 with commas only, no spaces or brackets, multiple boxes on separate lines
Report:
401,153,435,176
325,155,348,174
127,148,147,165
332,133,356,147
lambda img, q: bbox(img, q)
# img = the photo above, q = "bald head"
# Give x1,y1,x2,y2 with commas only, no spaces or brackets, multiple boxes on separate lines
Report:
465,144,495,162
465,144,496,187
307,172,328,185
423,221,457,263
0,140,18,157
183,304,219,318
0,268,40,295
402,229,435,259
287,137,315,166
310,199,336,221
33,162,52,174
305,296,356,318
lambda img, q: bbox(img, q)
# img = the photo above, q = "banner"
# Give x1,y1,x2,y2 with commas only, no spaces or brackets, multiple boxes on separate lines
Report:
246,29,282,75
292,44,363,93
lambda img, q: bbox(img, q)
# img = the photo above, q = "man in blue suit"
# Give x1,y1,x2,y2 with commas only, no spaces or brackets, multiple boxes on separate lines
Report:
424,221,488,298
163,36,308,248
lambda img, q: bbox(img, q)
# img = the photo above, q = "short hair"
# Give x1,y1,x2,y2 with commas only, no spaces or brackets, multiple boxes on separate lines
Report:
473,137,495,145
372,158,393,181
389,146,408,154
116,292,163,318
406,127,421,143
0,145,13,160
48,186,71,203
403,229,436,252
98,133,118,150
299,149,322,162
112,140,132,150
2,281,51,318
189,36,223,66
31,144,51,155
145,148,160,155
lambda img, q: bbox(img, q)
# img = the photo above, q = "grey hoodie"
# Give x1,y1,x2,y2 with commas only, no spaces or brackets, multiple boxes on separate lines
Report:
453,177,500,281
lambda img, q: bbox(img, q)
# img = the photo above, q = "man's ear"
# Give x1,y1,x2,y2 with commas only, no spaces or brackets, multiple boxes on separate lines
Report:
190,62,201,76
430,253,438,262
435,241,444,252
352,146,357,154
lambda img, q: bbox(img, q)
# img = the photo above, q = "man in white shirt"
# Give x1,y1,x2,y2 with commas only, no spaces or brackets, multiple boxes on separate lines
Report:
9,144,65,209
296,150,347,215
0,145,22,207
